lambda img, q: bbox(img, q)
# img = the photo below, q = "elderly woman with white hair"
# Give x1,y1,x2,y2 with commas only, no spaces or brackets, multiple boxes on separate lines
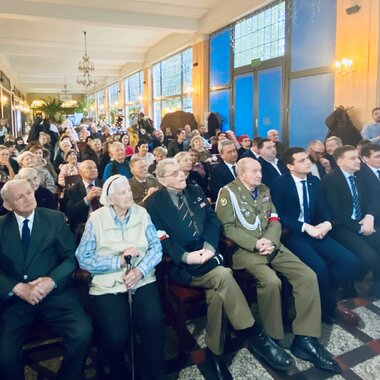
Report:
75,174,165,380
102,141,132,180
17,150,56,193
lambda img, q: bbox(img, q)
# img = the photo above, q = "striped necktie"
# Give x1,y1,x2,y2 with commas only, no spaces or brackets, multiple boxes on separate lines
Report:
377,170,380,180
348,176,362,220
177,192,198,237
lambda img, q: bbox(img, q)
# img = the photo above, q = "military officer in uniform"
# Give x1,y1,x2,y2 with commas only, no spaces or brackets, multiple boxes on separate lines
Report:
216,158,340,373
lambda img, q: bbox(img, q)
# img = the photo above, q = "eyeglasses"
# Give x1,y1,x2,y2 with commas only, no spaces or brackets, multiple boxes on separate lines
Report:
163,169,184,178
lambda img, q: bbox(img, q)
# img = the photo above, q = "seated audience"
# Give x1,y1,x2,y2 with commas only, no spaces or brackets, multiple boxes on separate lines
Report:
190,135,212,162
0,179,92,380
149,129,166,151
15,167,57,210
15,136,26,152
324,136,342,169
0,145,15,181
167,129,186,157
131,140,155,167
121,133,135,157
241,136,263,160
267,129,286,158
145,159,296,378
76,175,165,380
148,146,167,175
271,148,361,323
53,139,72,174
103,142,132,180
258,138,287,187
237,134,251,158
65,160,103,235
307,140,331,179
58,149,80,188
361,106,380,144
17,151,56,193
82,138,103,166
210,139,238,201
30,144,57,181
129,157,159,206
322,146,380,297
216,158,340,373
163,127,174,147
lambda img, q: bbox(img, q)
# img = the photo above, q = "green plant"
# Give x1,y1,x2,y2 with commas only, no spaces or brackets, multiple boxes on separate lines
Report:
36,97,65,122
74,96,95,117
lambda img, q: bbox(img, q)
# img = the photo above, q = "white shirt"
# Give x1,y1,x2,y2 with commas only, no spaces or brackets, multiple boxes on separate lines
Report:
291,174,309,224
14,210,35,238
268,157,282,175
224,162,237,178
366,163,380,180
310,163,320,179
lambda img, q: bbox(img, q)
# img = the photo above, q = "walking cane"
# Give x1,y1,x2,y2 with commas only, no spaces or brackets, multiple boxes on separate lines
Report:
124,255,135,380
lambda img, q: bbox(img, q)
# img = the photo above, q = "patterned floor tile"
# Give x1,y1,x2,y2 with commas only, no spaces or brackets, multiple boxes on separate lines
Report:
354,307,380,340
178,364,204,379
351,355,380,380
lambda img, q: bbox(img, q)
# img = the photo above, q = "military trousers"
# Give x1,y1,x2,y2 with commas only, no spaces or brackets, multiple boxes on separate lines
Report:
190,266,254,355
232,246,321,340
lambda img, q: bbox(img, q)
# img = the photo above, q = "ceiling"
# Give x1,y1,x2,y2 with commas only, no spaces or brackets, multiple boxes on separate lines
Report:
0,0,223,95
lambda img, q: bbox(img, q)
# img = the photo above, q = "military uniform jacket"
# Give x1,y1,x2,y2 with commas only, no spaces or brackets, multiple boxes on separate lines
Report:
216,178,282,253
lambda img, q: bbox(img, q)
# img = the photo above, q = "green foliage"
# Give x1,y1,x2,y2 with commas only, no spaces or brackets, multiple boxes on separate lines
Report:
36,97,65,122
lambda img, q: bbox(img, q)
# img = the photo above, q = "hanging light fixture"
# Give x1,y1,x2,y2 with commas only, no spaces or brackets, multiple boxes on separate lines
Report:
59,77,72,102
76,31,97,88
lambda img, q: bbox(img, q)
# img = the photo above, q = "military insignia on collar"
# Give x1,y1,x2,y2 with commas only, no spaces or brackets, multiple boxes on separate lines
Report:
220,198,227,207
197,197,202,201
262,196,270,203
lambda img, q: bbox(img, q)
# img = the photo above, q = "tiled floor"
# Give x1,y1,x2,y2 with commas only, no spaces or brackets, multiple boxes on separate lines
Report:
24,296,380,380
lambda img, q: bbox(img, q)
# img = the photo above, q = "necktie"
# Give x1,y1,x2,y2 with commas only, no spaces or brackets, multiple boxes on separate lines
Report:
301,180,311,224
177,192,198,237
88,184,101,211
348,176,362,220
377,170,380,181
232,165,237,177
22,219,30,256
251,188,258,200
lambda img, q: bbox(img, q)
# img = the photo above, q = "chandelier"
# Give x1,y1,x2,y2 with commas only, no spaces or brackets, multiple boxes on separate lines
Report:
59,79,72,102
76,31,97,88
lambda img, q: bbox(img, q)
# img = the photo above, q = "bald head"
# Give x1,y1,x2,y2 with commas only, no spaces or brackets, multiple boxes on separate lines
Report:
236,158,262,189
79,160,98,181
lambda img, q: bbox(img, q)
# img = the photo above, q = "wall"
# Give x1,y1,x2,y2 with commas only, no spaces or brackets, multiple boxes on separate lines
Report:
335,0,380,129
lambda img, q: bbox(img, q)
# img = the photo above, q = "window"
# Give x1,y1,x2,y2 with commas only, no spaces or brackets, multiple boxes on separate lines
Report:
108,83,120,109
152,48,193,127
96,90,105,115
234,1,285,68
124,71,144,127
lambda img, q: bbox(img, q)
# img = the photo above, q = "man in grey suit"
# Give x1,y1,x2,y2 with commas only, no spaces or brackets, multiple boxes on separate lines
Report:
0,180,92,380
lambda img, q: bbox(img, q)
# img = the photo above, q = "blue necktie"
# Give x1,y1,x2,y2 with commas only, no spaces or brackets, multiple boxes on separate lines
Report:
22,219,30,256
232,165,237,177
377,170,380,181
348,176,362,220
301,180,311,224
251,188,258,200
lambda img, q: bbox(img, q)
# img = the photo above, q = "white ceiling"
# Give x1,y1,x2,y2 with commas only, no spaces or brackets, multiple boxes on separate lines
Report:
0,0,223,95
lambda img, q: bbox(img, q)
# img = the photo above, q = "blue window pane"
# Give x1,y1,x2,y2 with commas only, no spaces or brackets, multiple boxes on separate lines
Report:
289,73,334,147
152,64,161,99
234,73,254,137
210,90,230,131
257,66,282,138
210,29,231,87
291,0,336,71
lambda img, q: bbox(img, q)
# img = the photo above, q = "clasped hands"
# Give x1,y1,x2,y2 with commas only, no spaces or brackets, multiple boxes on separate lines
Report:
255,238,276,255
13,277,56,306
304,222,331,239
359,215,376,236
121,247,143,290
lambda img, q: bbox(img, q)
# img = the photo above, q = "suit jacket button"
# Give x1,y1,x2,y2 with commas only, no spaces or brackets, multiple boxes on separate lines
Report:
23,275,28,280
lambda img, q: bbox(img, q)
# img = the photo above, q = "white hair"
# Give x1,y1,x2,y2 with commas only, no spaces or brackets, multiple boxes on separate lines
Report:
100,174,130,206
1,179,30,202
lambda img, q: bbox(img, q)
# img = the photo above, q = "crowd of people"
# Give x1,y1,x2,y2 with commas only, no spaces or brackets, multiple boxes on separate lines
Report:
0,109,379,380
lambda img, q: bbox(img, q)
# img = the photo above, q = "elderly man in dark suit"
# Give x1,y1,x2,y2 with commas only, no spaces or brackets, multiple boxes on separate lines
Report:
257,138,287,187
145,158,295,380
0,179,92,380
322,145,380,298
64,160,103,236
271,148,361,324
209,139,238,201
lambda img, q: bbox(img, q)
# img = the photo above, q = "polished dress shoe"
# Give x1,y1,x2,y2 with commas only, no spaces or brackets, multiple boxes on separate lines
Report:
335,304,364,327
249,326,295,371
205,348,233,380
291,336,340,373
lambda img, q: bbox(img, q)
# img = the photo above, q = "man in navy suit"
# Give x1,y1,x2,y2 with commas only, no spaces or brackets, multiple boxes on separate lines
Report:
271,148,361,325
257,139,287,187
0,180,92,380
358,143,380,224
322,146,380,298
241,136,263,161
209,139,238,201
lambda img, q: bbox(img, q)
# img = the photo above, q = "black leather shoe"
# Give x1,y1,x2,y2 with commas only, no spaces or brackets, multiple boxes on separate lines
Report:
205,348,233,380
291,336,341,373
249,327,295,371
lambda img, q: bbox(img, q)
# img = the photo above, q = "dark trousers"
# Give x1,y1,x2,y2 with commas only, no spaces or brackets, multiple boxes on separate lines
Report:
90,282,165,380
0,288,92,380
331,227,380,280
284,233,360,317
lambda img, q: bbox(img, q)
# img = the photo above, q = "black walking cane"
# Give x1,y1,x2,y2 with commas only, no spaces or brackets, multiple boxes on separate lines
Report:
124,255,135,380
